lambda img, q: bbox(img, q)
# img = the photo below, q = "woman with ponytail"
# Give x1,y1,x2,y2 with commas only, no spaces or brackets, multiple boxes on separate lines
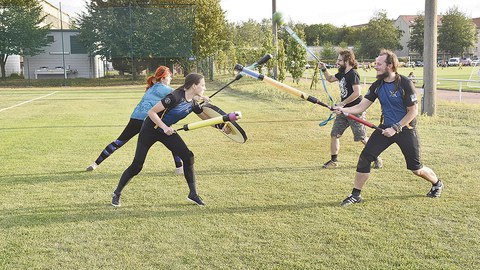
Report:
111,73,211,207
86,66,183,174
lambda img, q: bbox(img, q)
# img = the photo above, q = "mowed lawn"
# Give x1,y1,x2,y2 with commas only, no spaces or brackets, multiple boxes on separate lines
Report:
1,77,479,269
303,65,480,92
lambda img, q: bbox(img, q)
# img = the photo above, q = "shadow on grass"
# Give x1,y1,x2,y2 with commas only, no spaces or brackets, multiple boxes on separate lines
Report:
0,192,433,230
0,200,335,229
0,165,326,185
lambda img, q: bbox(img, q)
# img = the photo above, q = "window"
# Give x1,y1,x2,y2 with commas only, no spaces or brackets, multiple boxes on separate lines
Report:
70,35,87,54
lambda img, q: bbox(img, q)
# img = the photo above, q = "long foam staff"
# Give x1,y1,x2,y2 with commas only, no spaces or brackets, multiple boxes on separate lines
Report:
154,111,242,131
234,64,383,132
208,54,272,99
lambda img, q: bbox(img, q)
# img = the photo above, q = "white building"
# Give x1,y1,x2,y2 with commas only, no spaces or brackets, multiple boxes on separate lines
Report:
23,30,105,80
394,15,479,60
6,0,105,79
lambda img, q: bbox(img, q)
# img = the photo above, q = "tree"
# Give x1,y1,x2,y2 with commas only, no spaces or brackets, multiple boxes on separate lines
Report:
359,11,402,59
407,14,425,57
285,24,307,84
321,42,337,62
260,26,275,77
438,6,477,57
77,0,226,76
277,39,286,82
0,0,51,78
304,23,338,46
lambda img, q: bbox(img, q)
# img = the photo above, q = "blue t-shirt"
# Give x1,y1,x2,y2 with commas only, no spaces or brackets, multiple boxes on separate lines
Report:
365,75,417,127
130,83,173,120
143,89,203,131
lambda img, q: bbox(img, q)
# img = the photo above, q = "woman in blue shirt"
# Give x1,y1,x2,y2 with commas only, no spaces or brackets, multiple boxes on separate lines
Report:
86,66,183,174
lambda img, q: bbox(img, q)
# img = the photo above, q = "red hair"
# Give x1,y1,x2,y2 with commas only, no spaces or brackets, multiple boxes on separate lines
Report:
145,66,171,91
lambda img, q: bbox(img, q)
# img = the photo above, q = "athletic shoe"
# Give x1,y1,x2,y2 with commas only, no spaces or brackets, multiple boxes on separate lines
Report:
373,156,383,169
187,194,205,206
112,193,121,207
322,160,338,169
175,166,184,175
86,162,98,171
426,180,444,198
340,194,362,206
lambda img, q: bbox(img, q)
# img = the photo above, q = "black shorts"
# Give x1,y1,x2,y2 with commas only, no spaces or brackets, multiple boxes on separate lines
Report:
361,128,423,171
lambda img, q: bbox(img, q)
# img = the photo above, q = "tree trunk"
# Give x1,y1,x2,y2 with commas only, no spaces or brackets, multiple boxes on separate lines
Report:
1,54,8,79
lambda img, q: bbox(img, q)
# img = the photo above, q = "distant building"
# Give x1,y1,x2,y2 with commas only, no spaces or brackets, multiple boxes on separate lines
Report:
23,30,105,80
473,17,480,59
6,0,106,79
394,15,479,60
4,0,73,77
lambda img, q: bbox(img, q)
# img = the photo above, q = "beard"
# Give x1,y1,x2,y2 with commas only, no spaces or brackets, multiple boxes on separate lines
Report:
338,65,346,73
376,71,390,81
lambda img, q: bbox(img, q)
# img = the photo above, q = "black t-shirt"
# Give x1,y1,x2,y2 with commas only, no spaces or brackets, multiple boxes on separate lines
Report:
334,69,362,107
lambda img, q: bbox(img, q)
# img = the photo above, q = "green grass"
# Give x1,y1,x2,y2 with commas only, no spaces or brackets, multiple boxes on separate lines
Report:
303,65,480,92
1,77,479,269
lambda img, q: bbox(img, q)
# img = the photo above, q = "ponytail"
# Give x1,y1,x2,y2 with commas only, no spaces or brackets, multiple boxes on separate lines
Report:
145,66,172,91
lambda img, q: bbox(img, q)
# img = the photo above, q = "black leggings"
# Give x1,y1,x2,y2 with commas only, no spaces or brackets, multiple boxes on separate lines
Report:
95,118,182,167
114,123,196,195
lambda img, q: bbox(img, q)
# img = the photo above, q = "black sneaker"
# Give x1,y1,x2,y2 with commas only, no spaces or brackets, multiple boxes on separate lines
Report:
187,194,205,206
426,180,444,198
322,159,338,169
112,193,121,207
340,194,362,206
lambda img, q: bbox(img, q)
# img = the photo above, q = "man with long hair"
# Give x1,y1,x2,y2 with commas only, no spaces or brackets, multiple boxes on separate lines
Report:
334,49,443,206
319,49,382,169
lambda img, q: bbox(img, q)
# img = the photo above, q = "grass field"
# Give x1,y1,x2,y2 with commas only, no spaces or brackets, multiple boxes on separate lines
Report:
1,77,480,269
303,65,480,92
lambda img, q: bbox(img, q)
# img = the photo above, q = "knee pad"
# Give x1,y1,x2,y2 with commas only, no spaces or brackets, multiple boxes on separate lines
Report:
114,139,127,147
356,152,373,173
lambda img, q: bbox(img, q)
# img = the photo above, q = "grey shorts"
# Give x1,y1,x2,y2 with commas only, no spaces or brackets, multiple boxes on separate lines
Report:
330,112,367,141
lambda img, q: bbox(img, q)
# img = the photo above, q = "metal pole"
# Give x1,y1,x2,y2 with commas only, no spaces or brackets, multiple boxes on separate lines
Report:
272,0,278,79
59,2,67,84
129,4,135,80
423,0,437,115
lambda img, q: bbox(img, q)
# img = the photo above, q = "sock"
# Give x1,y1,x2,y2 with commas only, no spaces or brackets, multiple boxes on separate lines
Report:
433,179,441,186
331,154,338,162
352,188,362,197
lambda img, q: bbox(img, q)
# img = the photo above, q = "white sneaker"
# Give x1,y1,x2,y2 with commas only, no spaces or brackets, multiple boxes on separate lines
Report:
86,163,98,171
175,166,184,175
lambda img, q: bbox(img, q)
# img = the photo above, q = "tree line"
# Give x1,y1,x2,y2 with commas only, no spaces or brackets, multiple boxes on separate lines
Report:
0,0,477,81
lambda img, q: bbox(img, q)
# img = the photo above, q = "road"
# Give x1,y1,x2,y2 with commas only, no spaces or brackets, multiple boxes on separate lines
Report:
434,89,480,104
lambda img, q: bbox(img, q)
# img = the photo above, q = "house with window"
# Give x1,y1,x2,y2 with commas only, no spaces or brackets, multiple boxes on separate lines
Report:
6,0,105,79
23,29,105,79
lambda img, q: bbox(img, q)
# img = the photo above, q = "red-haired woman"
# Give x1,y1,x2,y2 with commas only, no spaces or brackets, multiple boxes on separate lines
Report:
86,66,183,174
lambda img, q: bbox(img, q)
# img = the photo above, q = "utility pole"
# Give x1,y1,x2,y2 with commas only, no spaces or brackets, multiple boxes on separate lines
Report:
272,0,278,79
423,0,437,115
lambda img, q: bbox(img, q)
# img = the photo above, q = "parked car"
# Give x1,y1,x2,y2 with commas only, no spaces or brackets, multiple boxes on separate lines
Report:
415,61,424,67
447,57,460,66
472,59,480,66
460,57,472,66
405,61,416,68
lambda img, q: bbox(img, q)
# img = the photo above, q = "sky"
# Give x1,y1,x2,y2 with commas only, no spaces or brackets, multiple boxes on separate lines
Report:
54,0,480,26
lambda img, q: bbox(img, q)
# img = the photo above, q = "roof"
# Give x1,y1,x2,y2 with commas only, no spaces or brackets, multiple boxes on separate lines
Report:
397,15,443,26
472,17,480,28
